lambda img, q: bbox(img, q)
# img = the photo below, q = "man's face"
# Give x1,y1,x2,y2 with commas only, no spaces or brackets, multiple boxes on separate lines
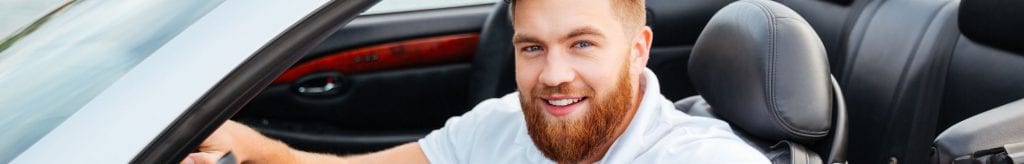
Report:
512,0,650,162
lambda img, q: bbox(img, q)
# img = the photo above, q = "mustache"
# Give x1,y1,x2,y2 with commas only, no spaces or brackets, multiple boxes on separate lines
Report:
532,83,596,97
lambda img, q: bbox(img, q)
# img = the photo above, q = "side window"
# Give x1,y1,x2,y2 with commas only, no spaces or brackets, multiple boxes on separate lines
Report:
361,0,495,15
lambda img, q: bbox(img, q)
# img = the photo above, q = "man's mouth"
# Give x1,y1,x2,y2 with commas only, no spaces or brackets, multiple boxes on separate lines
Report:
546,98,582,106
541,97,588,117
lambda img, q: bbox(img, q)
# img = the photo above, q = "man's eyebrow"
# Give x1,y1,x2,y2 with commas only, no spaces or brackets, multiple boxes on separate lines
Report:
512,34,542,45
511,26,605,45
562,26,605,42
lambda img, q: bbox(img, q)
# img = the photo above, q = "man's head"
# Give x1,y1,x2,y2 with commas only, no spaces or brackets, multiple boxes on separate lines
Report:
509,0,653,162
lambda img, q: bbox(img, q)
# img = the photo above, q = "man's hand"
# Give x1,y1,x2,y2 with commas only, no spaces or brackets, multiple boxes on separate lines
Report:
179,121,232,164
180,120,429,164
180,121,306,164
180,121,254,164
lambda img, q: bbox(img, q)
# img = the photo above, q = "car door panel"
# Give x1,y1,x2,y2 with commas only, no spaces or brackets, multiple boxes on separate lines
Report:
236,4,490,154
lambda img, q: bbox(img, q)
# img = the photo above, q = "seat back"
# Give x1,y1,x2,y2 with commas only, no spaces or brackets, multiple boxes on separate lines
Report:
936,0,1024,138
932,0,1024,163
822,0,960,162
466,2,517,106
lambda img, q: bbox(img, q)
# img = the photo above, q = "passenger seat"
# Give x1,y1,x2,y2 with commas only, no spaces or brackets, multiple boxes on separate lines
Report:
780,0,961,162
779,0,1024,162
679,0,847,163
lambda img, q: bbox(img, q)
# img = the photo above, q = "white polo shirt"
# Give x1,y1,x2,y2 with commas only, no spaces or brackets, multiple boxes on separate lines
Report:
418,69,769,163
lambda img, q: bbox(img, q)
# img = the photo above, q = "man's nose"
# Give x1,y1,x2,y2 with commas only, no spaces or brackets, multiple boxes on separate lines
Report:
538,51,575,87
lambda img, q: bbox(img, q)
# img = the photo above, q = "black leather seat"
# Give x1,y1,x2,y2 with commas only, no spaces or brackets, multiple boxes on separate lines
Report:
933,0,1024,139
466,2,517,106
776,0,1024,162
778,0,960,162
678,0,847,163
931,0,1024,163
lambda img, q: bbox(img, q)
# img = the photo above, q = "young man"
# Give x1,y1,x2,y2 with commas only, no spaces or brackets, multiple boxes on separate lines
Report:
183,0,768,163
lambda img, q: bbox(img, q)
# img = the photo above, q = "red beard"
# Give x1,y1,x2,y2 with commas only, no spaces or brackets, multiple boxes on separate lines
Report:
520,64,634,163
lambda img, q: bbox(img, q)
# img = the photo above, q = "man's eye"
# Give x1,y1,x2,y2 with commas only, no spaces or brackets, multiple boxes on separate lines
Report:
522,45,543,52
573,41,593,48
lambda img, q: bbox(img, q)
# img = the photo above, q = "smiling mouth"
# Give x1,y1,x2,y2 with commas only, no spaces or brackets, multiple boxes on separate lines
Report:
546,97,584,106
540,96,588,117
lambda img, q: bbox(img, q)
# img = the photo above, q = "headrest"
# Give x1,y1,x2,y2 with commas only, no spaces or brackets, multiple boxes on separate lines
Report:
959,0,1024,54
689,0,833,143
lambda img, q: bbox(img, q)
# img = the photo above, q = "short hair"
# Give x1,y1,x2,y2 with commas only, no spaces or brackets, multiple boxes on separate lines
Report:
506,0,647,35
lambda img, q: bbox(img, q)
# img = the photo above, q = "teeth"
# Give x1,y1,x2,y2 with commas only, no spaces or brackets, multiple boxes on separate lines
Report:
547,98,581,107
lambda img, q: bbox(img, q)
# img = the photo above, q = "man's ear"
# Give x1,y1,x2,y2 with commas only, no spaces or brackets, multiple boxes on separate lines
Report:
630,26,654,74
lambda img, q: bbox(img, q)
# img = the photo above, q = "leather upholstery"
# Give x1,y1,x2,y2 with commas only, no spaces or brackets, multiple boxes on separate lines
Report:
931,0,1024,163
959,0,1024,54
830,0,960,163
777,0,1024,163
674,96,808,155
934,99,1024,164
698,0,1024,163
689,0,832,144
773,0,865,79
937,0,1024,133
466,2,517,106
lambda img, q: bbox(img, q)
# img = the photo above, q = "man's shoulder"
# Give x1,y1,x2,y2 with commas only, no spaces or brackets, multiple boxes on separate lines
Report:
639,107,770,163
418,93,532,163
641,121,769,162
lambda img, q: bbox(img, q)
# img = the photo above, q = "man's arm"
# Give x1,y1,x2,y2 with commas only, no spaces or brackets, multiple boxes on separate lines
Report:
180,121,429,164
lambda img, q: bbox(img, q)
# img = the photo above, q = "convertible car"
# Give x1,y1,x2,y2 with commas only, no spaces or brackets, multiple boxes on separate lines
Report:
1,0,1021,163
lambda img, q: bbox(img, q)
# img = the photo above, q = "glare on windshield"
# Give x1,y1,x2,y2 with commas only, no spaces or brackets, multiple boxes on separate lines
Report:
0,0,224,162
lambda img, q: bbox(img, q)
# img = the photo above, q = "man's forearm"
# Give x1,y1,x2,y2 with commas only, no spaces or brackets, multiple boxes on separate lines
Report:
249,140,425,164
223,121,348,164
193,120,425,164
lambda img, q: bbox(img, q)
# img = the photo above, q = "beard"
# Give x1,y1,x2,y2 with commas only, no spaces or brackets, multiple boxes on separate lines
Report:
519,62,635,163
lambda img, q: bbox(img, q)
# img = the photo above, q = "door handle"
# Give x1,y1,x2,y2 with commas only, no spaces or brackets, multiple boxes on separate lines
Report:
293,72,345,96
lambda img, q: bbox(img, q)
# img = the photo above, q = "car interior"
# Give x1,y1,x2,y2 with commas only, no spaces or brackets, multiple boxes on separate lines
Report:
232,0,1024,163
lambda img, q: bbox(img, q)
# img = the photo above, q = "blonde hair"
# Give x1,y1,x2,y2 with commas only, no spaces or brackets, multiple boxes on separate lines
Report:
507,0,647,35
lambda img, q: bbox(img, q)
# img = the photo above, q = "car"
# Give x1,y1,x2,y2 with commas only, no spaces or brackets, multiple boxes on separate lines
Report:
1,0,1021,163
234,0,1024,163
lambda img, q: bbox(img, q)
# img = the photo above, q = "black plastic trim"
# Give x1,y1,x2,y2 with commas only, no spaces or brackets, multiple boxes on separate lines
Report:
130,0,380,163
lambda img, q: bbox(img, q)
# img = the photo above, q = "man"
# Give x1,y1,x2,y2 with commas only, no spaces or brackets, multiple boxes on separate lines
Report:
183,0,769,163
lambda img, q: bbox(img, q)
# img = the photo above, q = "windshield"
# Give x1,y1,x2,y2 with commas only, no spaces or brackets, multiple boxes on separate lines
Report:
0,0,225,162
362,0,494,15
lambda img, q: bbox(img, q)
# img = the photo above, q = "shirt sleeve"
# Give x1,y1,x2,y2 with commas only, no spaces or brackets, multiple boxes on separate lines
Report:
417,98,501,163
